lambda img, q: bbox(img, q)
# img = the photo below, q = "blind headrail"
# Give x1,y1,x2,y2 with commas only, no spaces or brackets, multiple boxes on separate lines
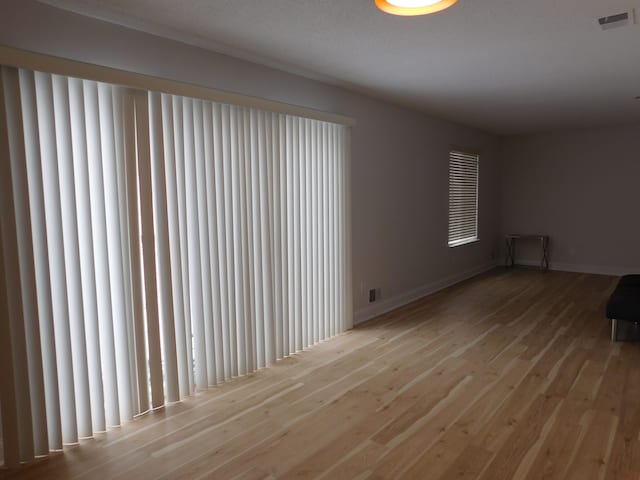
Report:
0,45,355,127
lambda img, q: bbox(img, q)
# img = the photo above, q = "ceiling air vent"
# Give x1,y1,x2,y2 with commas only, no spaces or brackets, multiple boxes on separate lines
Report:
598,10,636,30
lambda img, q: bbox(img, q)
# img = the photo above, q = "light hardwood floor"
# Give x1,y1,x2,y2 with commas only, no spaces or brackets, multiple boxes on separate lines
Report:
3,268,638,480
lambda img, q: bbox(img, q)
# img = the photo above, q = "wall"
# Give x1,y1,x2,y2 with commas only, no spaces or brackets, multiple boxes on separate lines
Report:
500,123,640,275
0,0,502,323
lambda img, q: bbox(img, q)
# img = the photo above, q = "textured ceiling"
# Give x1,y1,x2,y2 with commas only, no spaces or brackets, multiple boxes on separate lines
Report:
41,0,640,134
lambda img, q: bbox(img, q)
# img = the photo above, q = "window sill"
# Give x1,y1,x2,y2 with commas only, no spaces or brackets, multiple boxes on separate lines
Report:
448,237,480,248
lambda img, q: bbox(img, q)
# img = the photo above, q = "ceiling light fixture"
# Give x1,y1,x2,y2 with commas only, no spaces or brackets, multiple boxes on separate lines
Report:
375,0,458,16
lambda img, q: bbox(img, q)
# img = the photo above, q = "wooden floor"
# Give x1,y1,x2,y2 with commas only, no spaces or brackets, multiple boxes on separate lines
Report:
3,268,640,480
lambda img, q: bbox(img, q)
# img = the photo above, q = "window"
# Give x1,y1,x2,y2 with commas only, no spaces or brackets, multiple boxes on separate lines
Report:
448,150,479,247
0,65,351,466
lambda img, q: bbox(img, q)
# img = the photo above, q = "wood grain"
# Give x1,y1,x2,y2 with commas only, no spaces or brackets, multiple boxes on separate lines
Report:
2,269,637,480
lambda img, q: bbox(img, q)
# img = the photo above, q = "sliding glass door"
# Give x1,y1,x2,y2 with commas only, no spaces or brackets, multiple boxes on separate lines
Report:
0,65,351,467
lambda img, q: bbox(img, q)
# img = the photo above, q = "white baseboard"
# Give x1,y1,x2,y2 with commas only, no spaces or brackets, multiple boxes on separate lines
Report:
353,262,497,326
501,259,639,277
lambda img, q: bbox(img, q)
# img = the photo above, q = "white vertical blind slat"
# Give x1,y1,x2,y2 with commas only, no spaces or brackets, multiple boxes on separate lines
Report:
231,107,247,376
304,120,313,348
322,123,330,339
259,111,275,365
132,91,159,411
0,220,23,467
249,110,264,368
161,94,190,397
344,127,353,330
227,108,240,376
0,66,37,462
4,67,50,455
280,115,290,357
330,125,338,337
98,83,134,421
311,122,319,345
113,89,140,417
222,105,238,377
35,71,79,444
337,126,344,330
299,119,308,350
193,99,216,386
316,123,324,341
149,91,180,402
293,118,302,352
211,103,229,383
182,98,207,389
18,69,64,449
83,81,121,427
51,75,92,438
171,96,195,393
239,109,255,373
0,219,22,467
68,78,106,433
202,101,222,386
135,91,164,409
124,90,149,415
285,117,296,355
214,104,231,381
272,114,284,359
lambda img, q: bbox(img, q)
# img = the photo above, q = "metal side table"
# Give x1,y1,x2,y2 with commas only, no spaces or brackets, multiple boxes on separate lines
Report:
505,234,549,271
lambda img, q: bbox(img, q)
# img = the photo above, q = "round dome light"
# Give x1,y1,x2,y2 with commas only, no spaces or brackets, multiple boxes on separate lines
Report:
375,0,458,16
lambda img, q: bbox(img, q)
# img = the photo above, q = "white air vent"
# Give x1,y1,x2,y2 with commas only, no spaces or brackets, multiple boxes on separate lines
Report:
598,9,636,30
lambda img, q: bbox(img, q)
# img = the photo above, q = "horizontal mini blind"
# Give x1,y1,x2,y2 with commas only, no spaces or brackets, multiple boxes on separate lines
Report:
448,150,479,247
0,65,352,467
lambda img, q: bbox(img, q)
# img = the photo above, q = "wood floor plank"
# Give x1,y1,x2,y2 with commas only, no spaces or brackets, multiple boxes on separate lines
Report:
438,444,494,480
605,348,640,480
477,393,564,480
523,354,609,480
564,410,619,480
3,269,639,480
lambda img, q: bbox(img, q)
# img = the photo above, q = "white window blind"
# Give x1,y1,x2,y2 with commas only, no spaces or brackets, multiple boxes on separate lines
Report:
448,150,479,247
0,65,352,467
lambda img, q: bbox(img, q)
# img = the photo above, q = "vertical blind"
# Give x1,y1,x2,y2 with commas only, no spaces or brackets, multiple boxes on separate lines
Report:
448,150,479,247
0,65,352,467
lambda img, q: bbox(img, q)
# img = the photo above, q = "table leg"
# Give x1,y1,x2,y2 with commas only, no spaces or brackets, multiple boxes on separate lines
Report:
505,238,515,267
505,238,509,266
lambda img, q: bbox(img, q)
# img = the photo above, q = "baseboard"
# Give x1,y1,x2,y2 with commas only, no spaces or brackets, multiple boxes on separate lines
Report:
353,262,497,326
500,259,639,277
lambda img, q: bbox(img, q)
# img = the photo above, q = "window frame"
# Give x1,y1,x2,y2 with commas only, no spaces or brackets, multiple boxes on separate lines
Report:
447,149,480,248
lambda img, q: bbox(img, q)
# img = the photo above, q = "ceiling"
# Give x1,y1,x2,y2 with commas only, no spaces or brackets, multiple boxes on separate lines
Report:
41,0,640,134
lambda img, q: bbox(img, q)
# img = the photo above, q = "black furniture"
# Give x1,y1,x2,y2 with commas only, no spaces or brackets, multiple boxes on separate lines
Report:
606,275,640,341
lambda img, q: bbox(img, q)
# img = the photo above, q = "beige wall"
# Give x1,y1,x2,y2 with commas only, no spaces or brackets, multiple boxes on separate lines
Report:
0,0,502,323
500,124,640,275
